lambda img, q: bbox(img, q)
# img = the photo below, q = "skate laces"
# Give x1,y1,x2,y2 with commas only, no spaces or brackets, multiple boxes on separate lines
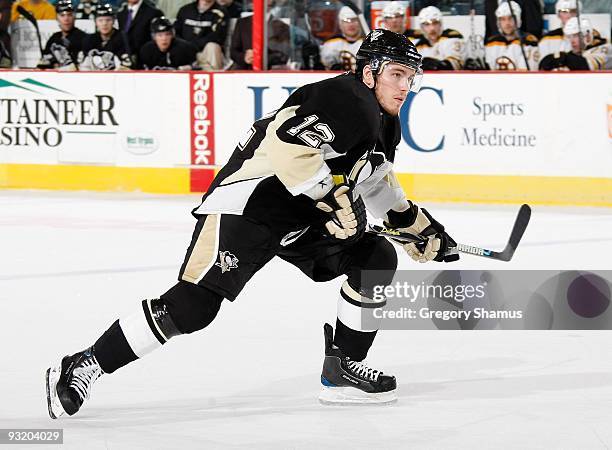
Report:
69,355,103,402
346,360,380,382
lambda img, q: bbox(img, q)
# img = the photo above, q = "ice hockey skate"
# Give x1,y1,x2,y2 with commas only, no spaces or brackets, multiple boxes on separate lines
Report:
46,347,103,419
319,324,397,405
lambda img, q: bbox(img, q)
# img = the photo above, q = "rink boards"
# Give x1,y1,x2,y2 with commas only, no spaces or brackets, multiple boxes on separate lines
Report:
0,70,610,206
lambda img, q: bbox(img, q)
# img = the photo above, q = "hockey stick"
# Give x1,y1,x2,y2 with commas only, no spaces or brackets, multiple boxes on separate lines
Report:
337,0,371,35
16,5,43,56
368,204,532,262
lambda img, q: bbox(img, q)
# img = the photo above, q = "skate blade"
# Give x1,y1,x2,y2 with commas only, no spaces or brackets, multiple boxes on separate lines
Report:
46,366,65,419
318,386,398,405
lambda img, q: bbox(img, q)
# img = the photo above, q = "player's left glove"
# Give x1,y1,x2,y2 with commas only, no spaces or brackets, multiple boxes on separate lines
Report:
384,201,459,263
315,175,366,242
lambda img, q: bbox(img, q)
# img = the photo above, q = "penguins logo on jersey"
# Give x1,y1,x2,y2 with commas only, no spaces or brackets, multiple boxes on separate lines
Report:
50,43,73,67
349,149,387,185
88,49,117,70
215,251,239,273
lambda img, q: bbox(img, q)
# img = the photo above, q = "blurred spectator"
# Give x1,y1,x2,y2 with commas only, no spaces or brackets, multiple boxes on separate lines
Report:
76,0,99,19
485,0,543,40
320,6,363,71
381,2,406,34
11,0,56,22
174,0,228,70
540,17,611,70
406,6,466,70
156,0,191,20
78,3,132,70
229,12,290,69
0,0,10,67
139,16,198,69
216,0,241,19
117,0,163,65
38,0,86,70
485,0,539,70
539,0,602,61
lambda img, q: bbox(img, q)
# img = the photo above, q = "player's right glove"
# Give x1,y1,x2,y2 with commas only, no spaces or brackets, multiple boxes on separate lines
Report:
384,201,458,263
315,175,366,242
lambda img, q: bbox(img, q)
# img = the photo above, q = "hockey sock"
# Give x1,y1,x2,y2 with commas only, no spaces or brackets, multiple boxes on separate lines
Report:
334,280,384,361
94,320,138,374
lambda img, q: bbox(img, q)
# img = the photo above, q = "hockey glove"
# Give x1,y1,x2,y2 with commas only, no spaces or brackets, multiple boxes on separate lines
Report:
384,201,458,263
315,175,366,242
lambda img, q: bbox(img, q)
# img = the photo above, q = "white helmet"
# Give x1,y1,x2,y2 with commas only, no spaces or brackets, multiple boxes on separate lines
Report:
418,6,442,25
382,2,405,19
338,6,358,22
495,1,522,28
563,16,592,35
555,0,583,14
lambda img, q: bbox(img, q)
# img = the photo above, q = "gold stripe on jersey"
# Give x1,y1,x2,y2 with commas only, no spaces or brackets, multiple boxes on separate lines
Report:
263,106,327,192
181,214,220,284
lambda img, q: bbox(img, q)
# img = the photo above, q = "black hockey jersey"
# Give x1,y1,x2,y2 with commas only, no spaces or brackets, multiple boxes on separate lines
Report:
39,27,86,69
78,30,132,71
174,1,228,50
194,74,405,234
138,37,198,70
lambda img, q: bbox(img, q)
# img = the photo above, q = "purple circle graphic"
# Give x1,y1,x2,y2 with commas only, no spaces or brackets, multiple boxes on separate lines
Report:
567,274,611,318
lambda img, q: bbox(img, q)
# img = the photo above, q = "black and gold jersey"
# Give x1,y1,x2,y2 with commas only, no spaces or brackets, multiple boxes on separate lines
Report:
193,73,405,234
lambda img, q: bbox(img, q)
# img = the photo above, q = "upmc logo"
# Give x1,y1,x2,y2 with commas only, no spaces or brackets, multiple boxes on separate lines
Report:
191,73,214,165
248,84,445,153
399,87,445,152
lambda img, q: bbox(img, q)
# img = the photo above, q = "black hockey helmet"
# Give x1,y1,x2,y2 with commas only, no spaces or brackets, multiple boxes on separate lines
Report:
94,3,115,18
151,16,174,34
356,29,423,91
56,0,74,14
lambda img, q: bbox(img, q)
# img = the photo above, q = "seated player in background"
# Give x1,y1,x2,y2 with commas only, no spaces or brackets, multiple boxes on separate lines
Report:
539,17,610,70
320,6,364,71
45,29,459,417
78,3,132,70
538,0,602,61
381,2,406,35
405,6,465,70
174,0,228,70
117,0,164,67
38,0,86,70
485,0,539,70
10,0,55,22
138,16,198,70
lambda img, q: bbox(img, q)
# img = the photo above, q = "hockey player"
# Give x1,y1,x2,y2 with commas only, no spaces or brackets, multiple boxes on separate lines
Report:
320,6,364,71
405,6,466,70
37,0,86,71
540,17,611,70
485,1,539,71
45,29,459,417
381,2,406,35
538,0,602,61
138,16,198,70
78,3,132,71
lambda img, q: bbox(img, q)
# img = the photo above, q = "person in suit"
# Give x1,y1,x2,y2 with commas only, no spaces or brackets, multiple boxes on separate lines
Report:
117,0,163,64
229,13,289,69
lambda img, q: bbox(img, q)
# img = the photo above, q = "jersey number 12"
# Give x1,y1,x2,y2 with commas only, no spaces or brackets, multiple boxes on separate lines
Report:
287,114,335,148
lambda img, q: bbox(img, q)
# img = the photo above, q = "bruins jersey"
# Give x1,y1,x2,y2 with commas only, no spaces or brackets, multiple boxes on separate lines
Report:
539,27,603,60
193,74,406,235
404,29,466,70
319,35,363,71
582,39,612,70
485,33,539,70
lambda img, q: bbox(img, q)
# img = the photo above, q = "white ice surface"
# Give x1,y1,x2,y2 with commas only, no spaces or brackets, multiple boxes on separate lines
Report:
1,190,612,449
